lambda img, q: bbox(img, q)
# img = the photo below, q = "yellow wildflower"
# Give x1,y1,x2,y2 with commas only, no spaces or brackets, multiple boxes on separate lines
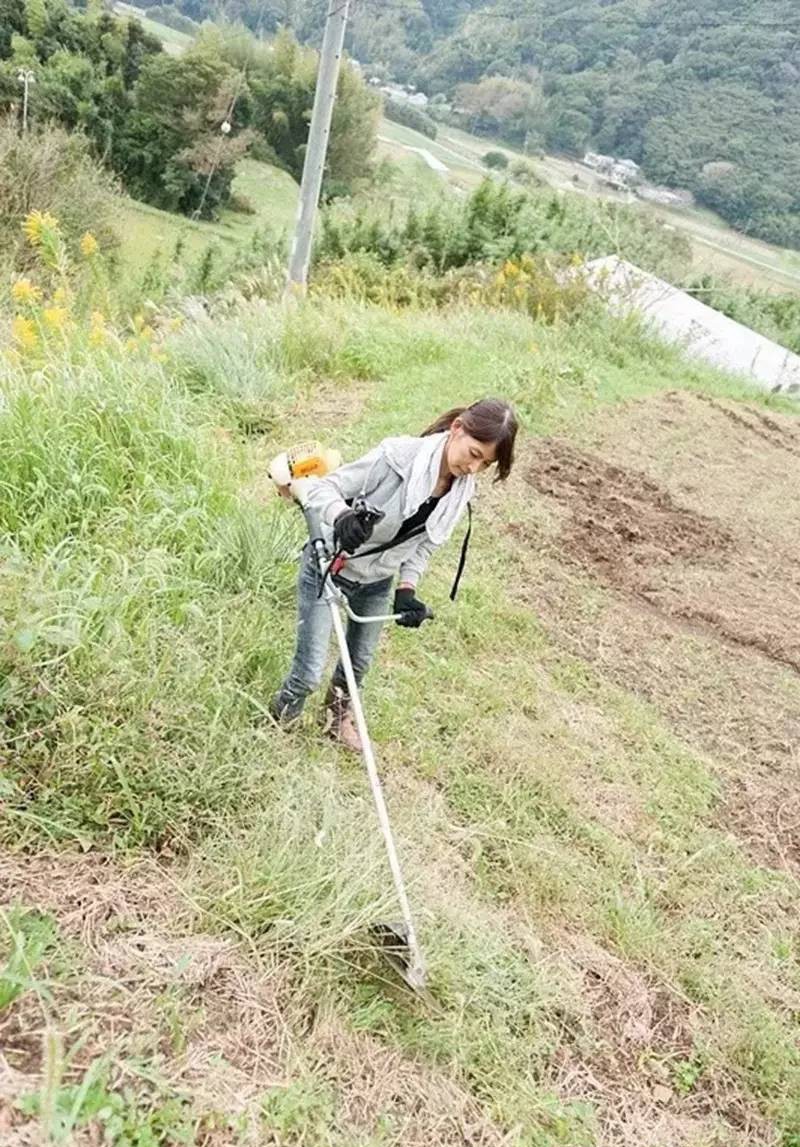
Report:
11,278,41,305
124,337,139,353
11,315,38,351
42,306,69,331
79,231,98,258
22,210,59,248
88,311,107,347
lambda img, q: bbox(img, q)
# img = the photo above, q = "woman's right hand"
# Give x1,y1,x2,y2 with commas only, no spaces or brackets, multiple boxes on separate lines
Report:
393,587,434,628
333,507,376,553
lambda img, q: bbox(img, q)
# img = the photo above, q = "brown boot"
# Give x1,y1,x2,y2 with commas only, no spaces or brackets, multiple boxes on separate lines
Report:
322,684,363,754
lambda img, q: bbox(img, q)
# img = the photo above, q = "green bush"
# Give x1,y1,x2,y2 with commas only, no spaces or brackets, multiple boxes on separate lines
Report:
383,96,438,140
317,177,691,281
0,123,119,274
509,157,543,188
482,150,509,170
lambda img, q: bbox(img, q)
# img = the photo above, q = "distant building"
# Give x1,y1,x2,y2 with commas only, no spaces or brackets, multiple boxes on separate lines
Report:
582,152,642,189
615,158,641,184
380,82,429,107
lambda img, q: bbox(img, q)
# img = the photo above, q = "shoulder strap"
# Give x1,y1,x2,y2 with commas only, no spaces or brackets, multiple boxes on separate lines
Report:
349,522,428,561
341,503,472,600
449,502,472,601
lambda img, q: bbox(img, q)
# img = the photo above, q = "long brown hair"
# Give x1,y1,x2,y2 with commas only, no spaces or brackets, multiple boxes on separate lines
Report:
422,398,518,481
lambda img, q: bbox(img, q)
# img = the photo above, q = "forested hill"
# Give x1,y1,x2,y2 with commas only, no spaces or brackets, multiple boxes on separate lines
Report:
366,0,800,248
168,0,800,248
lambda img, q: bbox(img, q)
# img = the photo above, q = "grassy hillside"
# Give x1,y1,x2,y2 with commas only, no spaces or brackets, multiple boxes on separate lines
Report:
113,1,195,54
1,280,799,1146
114,158,299,277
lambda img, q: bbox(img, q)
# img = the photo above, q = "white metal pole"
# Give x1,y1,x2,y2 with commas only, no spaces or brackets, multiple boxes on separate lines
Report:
285,0,350,297
327,597,427,989
18,71,34,133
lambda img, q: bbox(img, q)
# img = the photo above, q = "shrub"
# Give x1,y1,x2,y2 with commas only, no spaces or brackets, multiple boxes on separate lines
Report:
311,249,591,325
317,178,692,282
510,158,543,188
0,121,119,273
383,97,438,140
482,150,509,170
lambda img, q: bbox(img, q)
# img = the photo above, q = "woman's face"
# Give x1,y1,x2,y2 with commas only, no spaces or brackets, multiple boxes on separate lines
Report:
445,418,497,478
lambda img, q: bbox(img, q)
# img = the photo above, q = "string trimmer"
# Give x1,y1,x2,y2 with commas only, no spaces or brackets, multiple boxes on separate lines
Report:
268,442,428,990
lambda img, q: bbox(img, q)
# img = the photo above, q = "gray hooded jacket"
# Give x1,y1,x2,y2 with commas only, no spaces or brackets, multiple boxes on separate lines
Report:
304,432,475,587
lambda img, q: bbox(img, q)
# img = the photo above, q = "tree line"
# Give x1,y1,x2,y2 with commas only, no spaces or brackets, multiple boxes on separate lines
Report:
0,0,379,217
156,0,800,249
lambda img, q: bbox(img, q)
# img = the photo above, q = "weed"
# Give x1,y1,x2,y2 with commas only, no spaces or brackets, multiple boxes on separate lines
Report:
0,907,56,1011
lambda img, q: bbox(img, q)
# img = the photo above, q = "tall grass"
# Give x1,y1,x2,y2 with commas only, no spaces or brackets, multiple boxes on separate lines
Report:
0,336,300,850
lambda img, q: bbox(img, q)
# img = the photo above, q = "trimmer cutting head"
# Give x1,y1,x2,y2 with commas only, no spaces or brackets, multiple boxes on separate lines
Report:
370,922,427,991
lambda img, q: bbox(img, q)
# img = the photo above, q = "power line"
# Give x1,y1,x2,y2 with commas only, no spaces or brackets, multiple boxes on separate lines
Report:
192,67,247,221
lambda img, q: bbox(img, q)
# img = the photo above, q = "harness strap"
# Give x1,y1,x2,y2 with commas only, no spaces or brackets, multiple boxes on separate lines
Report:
328,504,473,601
354,523,428,560
449,502,472,601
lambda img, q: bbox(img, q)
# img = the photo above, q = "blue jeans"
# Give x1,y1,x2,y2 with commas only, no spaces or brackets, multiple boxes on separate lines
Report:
273,548,393,719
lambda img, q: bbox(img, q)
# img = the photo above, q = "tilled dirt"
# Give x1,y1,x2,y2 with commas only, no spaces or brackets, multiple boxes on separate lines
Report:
527,438,733,576
501,390,800,872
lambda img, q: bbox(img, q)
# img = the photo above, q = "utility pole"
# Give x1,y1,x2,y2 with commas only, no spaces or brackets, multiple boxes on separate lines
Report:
17,69,35,133
285,0,351,297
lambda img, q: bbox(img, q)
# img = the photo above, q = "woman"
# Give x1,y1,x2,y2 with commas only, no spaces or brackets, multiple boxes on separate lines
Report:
270,397,518,751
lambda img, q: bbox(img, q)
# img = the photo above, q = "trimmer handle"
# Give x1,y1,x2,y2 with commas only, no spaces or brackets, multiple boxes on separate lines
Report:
352,496,385,531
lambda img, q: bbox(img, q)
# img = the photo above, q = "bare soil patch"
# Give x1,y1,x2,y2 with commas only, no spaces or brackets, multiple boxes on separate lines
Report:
499,391,800,871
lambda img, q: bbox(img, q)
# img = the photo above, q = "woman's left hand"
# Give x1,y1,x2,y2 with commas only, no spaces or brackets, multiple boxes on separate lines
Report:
393,587,434,628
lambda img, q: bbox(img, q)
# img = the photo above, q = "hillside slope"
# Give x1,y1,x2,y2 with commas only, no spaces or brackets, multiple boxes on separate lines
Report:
1,299,799,1146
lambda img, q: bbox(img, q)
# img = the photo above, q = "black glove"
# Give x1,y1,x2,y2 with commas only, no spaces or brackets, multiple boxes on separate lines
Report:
334,507,376,553
393,587,433,628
